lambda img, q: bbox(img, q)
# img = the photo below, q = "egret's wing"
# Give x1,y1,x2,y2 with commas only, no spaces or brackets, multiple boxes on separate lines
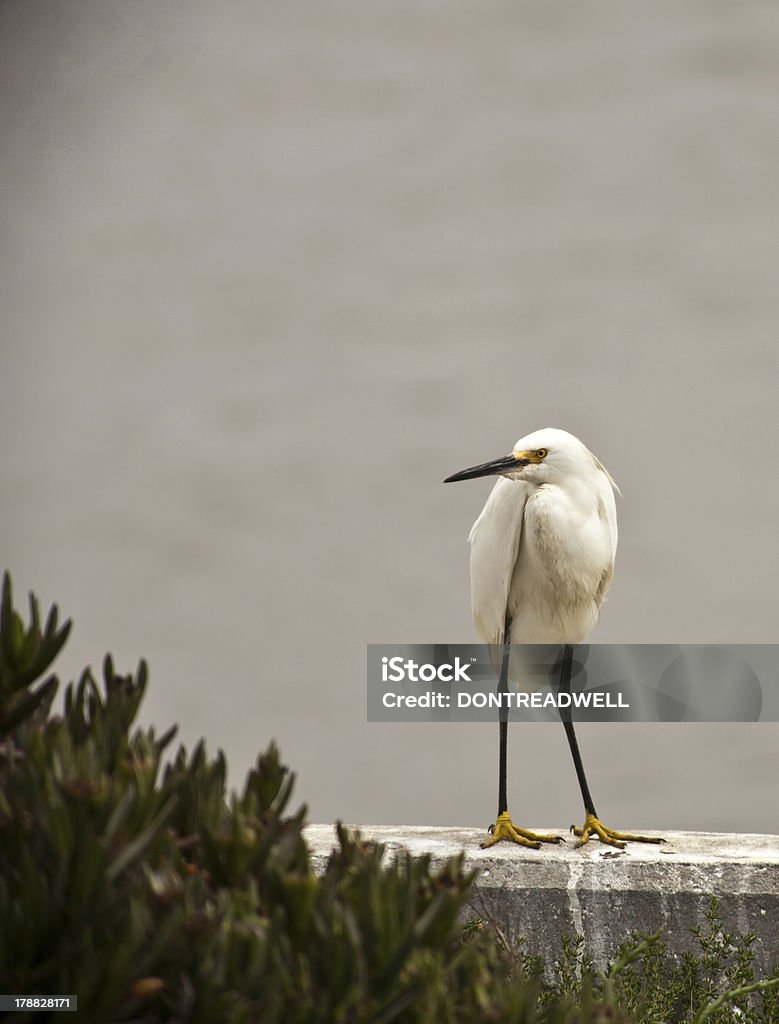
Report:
467,477,529,647
594,563,613,608
593,464,619,608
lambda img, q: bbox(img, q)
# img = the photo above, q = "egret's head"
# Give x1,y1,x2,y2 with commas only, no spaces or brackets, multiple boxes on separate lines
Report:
444,427,617,490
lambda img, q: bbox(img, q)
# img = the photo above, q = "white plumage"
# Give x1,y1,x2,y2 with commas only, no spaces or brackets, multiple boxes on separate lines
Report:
466,427,619,649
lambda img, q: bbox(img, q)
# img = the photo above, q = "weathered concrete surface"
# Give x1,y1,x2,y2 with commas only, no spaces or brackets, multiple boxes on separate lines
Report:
304,825,779,973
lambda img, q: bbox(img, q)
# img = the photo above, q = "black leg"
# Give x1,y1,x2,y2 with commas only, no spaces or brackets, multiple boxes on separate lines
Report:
558,644,598,818
497,616,511,816
559,645,664,848
482,623,565,848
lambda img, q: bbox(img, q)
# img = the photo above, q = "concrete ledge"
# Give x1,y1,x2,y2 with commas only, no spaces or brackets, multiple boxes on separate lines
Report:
304,825,779,973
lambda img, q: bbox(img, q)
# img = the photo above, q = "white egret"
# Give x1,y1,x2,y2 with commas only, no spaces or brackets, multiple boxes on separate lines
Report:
445,427,663,849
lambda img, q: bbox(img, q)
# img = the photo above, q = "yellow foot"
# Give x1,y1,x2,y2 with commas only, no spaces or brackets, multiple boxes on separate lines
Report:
481,812,564,850
571,813,665,850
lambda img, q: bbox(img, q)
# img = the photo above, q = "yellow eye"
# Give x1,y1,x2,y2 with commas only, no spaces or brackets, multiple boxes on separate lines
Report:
536,448,548,459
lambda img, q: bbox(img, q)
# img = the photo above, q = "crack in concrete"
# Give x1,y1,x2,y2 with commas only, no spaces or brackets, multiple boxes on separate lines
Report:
567,856,585,950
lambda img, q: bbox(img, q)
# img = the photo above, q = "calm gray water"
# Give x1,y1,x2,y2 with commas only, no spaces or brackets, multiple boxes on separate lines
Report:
1,1,778,835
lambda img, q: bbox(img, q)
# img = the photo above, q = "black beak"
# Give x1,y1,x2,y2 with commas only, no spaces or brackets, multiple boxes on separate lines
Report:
444,453,526,483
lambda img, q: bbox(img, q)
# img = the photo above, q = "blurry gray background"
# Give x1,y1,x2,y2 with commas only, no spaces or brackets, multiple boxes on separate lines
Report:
2,1,777,835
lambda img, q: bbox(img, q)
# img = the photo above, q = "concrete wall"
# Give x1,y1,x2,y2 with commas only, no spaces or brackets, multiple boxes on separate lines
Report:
304,825,779,974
